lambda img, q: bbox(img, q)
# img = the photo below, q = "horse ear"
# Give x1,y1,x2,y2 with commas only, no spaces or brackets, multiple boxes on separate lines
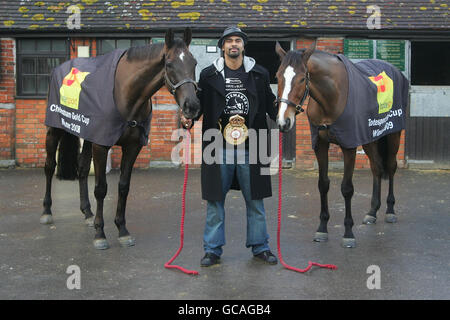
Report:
183,27,192,47
165,28,174,50
302,39,316,66
275,41,286,60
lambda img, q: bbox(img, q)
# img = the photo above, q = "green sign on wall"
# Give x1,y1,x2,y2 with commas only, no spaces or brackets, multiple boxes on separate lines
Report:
344,39,374,59
344,39,406,72
376,40,405,71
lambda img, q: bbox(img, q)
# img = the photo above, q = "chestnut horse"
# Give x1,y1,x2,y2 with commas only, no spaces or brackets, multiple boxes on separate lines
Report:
41,28,200,250
275,42,405,248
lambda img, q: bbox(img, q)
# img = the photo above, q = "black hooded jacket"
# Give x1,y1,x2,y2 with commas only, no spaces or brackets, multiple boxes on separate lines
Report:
196,56,277,201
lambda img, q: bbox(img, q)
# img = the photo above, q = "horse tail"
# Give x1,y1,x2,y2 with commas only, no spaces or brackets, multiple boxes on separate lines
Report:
56,131,80,180
377,135,389,180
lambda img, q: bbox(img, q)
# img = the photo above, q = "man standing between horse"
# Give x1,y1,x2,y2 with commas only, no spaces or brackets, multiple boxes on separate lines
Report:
182,26,278,266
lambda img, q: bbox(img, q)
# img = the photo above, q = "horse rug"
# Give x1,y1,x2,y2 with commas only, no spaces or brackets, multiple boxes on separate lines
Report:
310,54,409,149
45,48,151,147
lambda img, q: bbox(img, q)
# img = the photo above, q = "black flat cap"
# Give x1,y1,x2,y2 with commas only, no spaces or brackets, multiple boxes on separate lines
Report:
217,26,248,48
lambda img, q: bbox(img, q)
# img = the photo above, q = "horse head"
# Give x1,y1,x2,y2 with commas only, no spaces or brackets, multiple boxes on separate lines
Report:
275,41,315,132
163,28,201,120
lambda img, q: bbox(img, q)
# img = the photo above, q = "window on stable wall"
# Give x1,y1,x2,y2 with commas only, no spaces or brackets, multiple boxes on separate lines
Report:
97,38,151,55
16,39,69,97
411,41,450,85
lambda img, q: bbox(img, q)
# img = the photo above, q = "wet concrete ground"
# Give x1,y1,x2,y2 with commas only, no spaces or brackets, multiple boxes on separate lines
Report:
0,167,448,300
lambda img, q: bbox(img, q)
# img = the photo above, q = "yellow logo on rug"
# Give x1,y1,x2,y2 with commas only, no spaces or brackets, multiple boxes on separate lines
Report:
368,71,394,114
59,67,90,110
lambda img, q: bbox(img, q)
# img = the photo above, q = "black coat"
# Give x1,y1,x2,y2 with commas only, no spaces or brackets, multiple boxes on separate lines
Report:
196,57,277,201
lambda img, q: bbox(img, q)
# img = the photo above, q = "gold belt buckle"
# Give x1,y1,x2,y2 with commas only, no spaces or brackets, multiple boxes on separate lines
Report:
223,114,248,145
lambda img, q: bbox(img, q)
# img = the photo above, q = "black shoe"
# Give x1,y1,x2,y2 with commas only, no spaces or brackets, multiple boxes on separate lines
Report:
201,253,220,267
254,250,278,265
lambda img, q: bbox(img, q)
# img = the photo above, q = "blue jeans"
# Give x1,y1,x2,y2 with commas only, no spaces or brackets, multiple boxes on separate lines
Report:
203,150,270,256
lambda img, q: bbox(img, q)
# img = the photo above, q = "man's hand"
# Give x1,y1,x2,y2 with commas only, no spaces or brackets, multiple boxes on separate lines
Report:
180,114,193,130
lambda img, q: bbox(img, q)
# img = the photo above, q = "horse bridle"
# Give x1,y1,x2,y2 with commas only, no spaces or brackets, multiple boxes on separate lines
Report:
275,71,310,115
164,63,199,96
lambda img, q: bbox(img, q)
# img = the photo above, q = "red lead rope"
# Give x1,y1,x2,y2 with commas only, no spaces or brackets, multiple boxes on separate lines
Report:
164,129,199,275
165,129,336,276
277,131,337,273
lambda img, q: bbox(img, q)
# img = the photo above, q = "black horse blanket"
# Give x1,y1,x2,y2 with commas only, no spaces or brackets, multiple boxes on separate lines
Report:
310,54,408,149
45,48,151,147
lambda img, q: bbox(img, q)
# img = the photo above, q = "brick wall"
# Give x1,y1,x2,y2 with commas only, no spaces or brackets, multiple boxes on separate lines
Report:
149,89,180,162
15,99,46,167
0,38,16,163
0,107,15,161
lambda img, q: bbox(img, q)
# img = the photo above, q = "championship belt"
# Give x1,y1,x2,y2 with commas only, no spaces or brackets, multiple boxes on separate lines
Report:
223,114,248,145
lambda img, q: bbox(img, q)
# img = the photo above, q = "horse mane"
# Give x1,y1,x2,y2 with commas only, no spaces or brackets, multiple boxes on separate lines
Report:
282,49,335,67
126,38,186,62
126,42,164,62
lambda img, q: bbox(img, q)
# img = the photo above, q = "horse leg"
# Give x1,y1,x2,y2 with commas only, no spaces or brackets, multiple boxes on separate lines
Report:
78,140,94,227
362,143,382,224
341,147,356,248
115,143,142,247
385,132,401,223
40,127,63,225
92,143,110,250
313,138,331,242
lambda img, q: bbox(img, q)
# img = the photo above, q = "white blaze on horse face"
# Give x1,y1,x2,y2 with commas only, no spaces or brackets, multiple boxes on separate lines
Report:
179,52,185,62
278,66,296,126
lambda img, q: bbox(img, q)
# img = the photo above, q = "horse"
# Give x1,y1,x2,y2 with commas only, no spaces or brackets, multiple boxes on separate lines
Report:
275,42,408,248
40,28,201,250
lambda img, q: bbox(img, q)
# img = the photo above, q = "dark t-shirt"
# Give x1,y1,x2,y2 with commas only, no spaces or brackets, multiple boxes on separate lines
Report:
220,64,250,149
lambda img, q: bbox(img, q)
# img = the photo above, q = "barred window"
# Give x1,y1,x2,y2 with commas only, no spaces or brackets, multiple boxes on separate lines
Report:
16,39,69,97
97,38,150,55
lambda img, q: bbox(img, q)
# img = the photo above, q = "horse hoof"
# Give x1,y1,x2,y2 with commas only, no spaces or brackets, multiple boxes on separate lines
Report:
93,239,109,250
85,217,94,227
313,232,329,242
40,214,53,225
363,215,377,225
118,235,136,247
385,214,398,223
342,238,356,248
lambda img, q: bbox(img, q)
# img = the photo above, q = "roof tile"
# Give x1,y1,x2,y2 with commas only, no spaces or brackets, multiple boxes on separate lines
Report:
0,0,448,35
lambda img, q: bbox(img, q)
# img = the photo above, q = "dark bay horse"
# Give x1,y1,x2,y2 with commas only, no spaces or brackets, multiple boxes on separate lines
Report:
275,42,406,248
40,28,200,250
